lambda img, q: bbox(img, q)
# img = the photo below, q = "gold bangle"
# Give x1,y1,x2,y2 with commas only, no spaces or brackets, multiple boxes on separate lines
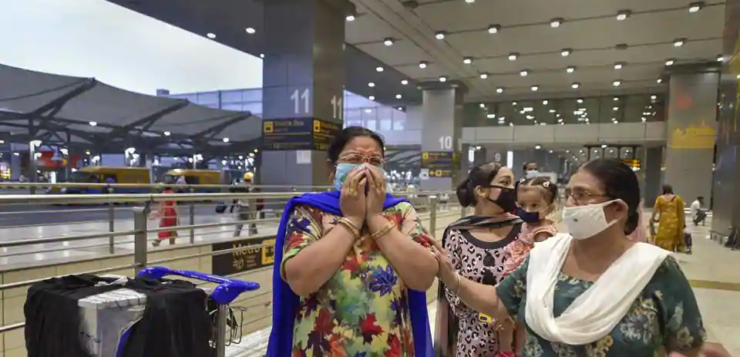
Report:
337,218,360,240
370,220,396,240
453,272,462,295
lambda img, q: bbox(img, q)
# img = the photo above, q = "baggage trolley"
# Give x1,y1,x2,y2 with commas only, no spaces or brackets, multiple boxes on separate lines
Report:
79,266,259,357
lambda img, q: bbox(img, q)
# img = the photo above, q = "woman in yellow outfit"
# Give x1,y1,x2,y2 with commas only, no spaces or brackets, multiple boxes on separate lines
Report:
651,184,687,252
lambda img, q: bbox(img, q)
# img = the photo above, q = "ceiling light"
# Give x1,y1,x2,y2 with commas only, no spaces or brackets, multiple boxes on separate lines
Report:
689,2,704,13
508,53,519,61
614,62,624,69
435,31,446,40
520,70,529,77
463,57,473,64
164,131,171,136
259,53,265,58
206,33,216,39
376,66,384,72
613,107,619,111
613,97,619,101
566,66,575,73
542,100,549,105
531,85,539,92
613,80,622,87
651,95,657,100
571,82,580,89
616,10,631,21
561,48,571,57
613,120,619,124
550,18,563,28
364,109,372,113
383,38,394,46
396,94,402,99
535,145,542,150
673,38,686,47
657,78,663,83
717,54,725,62
245,27,256,34
577,98,584,103
222,137,230,143
401,79,408,85
513,101,518,106
419,61,428,69
439,76,448,82
369,95,375,101
665,59,675,66
480,73,489,79
480,103,486,108
346,15,355,21
397,107,403,111
488,24,501,34
465,0,475,3
89,121,97,127
496,87,504,93
368,82,375,87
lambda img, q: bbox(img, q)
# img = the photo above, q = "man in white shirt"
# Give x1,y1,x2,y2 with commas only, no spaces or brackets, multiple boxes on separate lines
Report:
690,196,707,226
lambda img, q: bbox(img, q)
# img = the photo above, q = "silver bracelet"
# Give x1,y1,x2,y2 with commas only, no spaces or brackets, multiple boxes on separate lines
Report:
453,273,462,295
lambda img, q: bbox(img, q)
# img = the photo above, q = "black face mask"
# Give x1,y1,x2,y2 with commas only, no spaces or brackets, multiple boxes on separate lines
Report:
484,185,517,212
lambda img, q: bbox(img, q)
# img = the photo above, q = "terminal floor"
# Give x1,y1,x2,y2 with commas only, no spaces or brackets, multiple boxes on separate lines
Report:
227,219,740,357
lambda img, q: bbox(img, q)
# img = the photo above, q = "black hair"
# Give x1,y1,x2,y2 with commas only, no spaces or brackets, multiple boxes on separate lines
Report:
327,126,385,164
517,176,558,204
456,162,503,207
697,196,704,200
523,161,538,172
662,184,674,195
580,158,641,235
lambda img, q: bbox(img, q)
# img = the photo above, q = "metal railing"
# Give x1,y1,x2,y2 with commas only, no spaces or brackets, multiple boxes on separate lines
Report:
0,188,463,337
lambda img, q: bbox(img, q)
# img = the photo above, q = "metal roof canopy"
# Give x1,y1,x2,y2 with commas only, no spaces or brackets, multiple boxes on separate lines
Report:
0,63,262,156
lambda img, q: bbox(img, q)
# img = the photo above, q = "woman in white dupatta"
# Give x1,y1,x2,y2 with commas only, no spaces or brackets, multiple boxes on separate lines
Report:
430,159,707,357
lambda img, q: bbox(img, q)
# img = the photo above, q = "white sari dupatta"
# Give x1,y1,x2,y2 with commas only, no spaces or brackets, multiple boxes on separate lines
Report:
525,233,670,345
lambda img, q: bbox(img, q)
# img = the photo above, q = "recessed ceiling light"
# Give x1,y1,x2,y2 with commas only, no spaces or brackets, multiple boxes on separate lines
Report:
463,57,473,64
613,97,619,101
657,78,663,83
535,145,542,149
642,117,647,122
572,82,580,89
613,80,622,87
577,98,584,103
561,48,571,57
259,53,265,58
543,100,549,105
520,70,529,77
419,61,428,69
717,54,725,62
369,95,375,101
206,33,216,39
89,121,97,126
496,87,504,93
508,53,519,61
665,59,675,66
566,66,575,73
673,38,686,47
396,94,402,99
439,76,448,82
531,85,539,91
616,10,631,21
479,73,489,79
245,27,256,34
376,66,384,72
613,106,619,111
614,62,624,70
465,0,475,3
689,2,704,13
368,82,375,87
223,137,230,143
383,38,394,46
435,31,446,40
550,18,563,28
346,15,355,21
364,109,372,113
401,79,408,85
480,103,486,109
488,24,501,34
397,107,403,111
164,131,171,136
651,95,657,100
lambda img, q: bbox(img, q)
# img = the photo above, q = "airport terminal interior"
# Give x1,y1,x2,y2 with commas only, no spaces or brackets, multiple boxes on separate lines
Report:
1,0,740,356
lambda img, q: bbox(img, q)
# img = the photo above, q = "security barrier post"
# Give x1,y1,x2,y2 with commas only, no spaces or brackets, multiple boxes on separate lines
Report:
133,206,149,274
189,186,196,244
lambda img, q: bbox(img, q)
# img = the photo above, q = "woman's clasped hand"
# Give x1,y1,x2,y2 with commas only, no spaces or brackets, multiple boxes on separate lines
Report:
338,164,388,231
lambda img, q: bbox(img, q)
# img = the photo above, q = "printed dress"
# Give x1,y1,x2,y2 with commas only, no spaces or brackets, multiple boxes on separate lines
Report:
443,223,522,356
496,256,707,357
280,201,432,357
502,223,558,277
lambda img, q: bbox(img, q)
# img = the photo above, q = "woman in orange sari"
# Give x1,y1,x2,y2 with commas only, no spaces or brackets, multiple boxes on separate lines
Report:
651,184,686,252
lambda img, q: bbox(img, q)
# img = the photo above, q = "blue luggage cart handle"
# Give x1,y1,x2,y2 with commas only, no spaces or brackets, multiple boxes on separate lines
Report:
137,266,260,304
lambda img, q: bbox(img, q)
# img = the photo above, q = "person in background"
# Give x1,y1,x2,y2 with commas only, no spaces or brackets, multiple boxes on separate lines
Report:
233,174,258,237
691,196,707,226
627,199,648,243
523,162,539,179
431,158,706,357
499,177,560,355
435,162,521,357
151,185,178,247
267,126,436,357
651,184,688,253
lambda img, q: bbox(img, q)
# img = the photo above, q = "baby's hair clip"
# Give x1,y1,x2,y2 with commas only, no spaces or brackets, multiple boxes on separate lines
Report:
519,178,526,183
543,181,550,188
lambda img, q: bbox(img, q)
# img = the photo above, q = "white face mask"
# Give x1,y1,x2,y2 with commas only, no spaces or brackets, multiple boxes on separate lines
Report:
562,200,621,240
525,170,540,179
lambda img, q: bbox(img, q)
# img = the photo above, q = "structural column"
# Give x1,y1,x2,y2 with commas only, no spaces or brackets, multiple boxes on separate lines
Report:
418,85,466,190
259,0,351,188
664,67,718,204
643,146,663,207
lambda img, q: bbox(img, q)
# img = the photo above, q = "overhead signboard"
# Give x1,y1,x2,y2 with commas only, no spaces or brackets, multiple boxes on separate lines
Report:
421,151,455,178
262,118,341,151
211,236,276,276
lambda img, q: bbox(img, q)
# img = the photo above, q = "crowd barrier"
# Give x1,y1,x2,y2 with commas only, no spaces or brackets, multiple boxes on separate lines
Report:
0,188,463,357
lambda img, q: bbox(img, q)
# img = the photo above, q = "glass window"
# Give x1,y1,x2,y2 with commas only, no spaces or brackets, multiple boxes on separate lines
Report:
196,92,219,106
221,90,243,103
242,102,262,114
393,109,406,130
242,89,262,102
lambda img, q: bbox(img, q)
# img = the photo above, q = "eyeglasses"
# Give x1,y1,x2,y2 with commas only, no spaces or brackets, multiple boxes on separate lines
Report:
564,187,608,205
338,154,385,167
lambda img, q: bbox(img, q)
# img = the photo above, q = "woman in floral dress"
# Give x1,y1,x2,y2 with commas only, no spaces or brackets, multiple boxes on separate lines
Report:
267,127,437,357
431,159,706,357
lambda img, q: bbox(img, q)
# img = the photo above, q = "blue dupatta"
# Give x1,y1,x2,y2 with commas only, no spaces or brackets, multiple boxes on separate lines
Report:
267,191,434,356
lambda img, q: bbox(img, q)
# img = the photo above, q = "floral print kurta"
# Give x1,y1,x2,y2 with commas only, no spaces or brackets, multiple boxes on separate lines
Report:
496,256,706,357
280,202,432,357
